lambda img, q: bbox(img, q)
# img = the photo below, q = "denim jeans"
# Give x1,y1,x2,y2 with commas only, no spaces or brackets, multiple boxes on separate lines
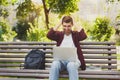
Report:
49,60,80,80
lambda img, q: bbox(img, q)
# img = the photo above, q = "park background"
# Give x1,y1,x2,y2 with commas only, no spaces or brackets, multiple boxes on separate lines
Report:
0,0,120,78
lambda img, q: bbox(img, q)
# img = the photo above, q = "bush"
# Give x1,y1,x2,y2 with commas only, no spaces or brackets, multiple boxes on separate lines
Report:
88,16,114,41
0,21,16,41
27,23,50,42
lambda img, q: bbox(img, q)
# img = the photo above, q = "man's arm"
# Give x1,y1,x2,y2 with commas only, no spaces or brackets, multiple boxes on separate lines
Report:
78,29,87,41
73,24,87,41
47,23,62,41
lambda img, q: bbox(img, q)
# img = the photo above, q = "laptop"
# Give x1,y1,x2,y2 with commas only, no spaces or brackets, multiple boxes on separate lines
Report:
53,47,77,61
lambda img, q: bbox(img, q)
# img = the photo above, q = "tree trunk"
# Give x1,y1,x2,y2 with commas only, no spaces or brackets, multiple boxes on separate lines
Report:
42,0,49,29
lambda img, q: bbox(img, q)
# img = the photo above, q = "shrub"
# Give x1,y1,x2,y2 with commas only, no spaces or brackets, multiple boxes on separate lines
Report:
89,16,114,41
27,23,50,42
0,21,16,41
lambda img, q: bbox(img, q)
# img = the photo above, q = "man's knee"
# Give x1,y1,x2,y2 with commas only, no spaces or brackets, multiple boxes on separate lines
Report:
67,62,78,70
52,61,61,70
67,62,75,67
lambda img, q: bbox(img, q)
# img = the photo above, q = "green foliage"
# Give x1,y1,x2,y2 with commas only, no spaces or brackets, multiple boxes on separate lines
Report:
0,0,17,6
16,0,41,20
12,21,30,40
0,21,16,41
15,0,42,40
115,36,120,46
27,23,50,42
116,14,120,20
0,8,9,18
47,0,80,15
89,17,114,41
16,0,34,19
107,0,120,3
0,0,8,6
11,0,17,5
0,0,18,18
16,0,44,31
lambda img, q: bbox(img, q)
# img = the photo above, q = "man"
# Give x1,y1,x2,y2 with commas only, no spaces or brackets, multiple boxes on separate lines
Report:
47,16,87,80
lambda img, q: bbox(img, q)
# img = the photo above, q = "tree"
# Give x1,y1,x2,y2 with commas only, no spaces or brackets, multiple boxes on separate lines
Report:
89,17,114,41
42,0,80,29
16,0,41,23
14,0,42,40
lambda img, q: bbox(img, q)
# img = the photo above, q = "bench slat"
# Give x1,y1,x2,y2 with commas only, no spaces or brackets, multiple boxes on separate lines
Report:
0,41,115,45
45,59,117,64
0,68,119,74
0,45,116,49
0,58,117,63
0,54,117,59
0,72,119,79
0,64,117,69
0,50,52,53
0,59,116,64
0,50,116,54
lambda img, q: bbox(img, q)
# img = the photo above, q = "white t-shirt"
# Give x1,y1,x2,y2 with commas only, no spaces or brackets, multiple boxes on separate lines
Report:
60,34,80,65
60,34,75,47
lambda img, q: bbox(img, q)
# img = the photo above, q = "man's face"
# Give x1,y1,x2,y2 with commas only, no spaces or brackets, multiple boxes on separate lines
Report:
62,22,73,35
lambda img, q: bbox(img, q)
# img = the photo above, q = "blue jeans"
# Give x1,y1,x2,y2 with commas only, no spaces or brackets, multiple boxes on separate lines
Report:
49,60,80,80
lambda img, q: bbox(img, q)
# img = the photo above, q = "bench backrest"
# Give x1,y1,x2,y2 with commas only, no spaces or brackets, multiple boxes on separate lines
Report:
0,41,117,70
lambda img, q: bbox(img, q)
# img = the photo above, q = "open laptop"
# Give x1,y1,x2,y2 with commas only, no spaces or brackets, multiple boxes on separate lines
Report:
53,47,77,61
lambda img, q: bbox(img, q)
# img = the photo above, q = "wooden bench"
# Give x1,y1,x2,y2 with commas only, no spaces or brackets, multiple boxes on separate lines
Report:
0,41,120,80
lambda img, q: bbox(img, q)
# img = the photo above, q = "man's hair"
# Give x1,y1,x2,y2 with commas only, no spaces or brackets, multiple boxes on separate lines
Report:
62,16,73,25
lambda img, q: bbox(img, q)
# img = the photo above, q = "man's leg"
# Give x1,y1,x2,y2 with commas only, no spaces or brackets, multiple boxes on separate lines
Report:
67,61,80,80
49,61,61,80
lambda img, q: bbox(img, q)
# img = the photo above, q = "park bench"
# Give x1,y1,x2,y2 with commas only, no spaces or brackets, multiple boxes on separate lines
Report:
0,41,120,80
